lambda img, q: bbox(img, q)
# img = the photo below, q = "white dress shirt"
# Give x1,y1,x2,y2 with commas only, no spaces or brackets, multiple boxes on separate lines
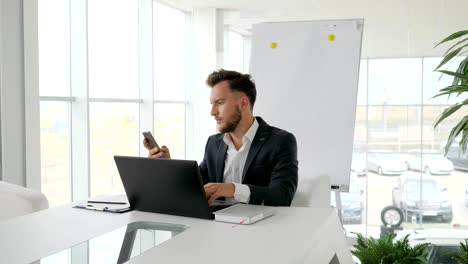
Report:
222,118,259,203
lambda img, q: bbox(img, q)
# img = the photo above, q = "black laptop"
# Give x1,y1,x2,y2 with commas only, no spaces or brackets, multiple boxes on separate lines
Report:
114,156,236,220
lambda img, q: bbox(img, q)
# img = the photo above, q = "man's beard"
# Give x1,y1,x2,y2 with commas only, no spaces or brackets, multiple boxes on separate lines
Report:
219,106,242,133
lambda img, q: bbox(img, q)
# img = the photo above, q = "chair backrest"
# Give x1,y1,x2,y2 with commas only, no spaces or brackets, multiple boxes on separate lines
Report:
0,181,49,222
291,174,331,208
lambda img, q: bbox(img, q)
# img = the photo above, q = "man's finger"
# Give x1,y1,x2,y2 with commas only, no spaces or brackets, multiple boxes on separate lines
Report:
204,184,217,196
143,139,151,150
208,191,220,205
149,147,161,156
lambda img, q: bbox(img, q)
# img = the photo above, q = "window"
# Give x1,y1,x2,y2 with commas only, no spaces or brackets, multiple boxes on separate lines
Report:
40,102,71,207
38,0,190,204
153,2,187,159
38,0,71,206
348,57,468,237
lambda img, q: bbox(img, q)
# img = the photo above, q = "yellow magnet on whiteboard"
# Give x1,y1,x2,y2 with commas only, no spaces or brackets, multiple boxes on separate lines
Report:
328,34,335,41
270,42,278,49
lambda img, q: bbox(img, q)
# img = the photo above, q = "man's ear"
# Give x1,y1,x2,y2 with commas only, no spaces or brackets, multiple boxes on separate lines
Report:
240,95,250,109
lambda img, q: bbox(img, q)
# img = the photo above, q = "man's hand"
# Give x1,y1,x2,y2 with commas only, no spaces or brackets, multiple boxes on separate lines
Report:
143,138,171,159
204,183,235,205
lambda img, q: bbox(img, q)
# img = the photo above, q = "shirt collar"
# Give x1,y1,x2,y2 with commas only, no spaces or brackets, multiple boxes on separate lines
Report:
223,118,259,147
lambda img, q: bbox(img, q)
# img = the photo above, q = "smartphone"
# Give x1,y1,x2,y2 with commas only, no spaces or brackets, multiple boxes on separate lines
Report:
142,131,160,149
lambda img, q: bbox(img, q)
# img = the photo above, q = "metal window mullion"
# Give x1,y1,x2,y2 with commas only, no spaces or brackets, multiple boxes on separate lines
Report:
184,12,194,160
138,0,154,158
89,98,143,103
365,58,369,237
70,0,90,202
40,96,76,102
153,100,187,104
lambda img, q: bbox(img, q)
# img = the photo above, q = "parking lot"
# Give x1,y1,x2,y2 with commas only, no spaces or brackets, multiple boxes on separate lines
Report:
355,170,468,228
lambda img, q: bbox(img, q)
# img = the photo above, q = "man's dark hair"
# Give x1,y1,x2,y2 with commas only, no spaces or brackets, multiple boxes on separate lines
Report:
206,69,256,109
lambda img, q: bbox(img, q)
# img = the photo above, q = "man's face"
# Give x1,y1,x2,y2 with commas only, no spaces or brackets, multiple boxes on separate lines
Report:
210,81,242,133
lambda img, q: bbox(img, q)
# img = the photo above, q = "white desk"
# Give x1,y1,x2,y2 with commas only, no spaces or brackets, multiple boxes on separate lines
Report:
0,205,353,264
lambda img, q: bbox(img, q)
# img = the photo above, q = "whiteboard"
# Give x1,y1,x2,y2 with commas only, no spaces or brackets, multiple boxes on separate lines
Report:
250,19,363,191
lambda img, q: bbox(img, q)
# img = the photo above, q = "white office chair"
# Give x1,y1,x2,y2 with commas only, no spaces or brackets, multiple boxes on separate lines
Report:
0,181,49,222
291,174,331,208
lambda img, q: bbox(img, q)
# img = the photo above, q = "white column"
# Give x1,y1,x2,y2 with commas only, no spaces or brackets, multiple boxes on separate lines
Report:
0,0,27,186
23,0,41,191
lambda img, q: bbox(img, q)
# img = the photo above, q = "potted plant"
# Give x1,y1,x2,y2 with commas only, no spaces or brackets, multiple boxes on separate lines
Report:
433,30,468,155
351,232,429,264
448,239,468,264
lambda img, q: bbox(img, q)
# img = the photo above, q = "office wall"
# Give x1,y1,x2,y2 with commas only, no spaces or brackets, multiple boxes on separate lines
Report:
0,0,27,186
221,0,468,58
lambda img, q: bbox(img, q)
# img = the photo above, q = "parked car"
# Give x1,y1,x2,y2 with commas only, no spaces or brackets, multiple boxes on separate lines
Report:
368,153,407,175
396,228,468,264
330,177,364,224
351,153,367,177
446,142,468,172
392,172,453,223
406,150,454,175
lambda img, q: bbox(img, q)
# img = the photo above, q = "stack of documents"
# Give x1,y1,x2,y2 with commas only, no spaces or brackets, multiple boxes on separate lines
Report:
213,204,275,224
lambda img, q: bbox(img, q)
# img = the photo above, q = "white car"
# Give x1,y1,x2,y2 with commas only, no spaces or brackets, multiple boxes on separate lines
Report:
406,151,454,175
368,153,407,175
351,153,367,177
395,228,468,264
392,172,453,223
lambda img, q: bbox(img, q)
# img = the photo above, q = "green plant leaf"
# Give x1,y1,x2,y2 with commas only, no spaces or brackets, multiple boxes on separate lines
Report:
453,56,468,86
443,36,468,56
435,30,468,47
435,47,464,70
432,85,468,98
460,125,468,154
438,70,468,82
351,232,429,264
433,98,468,128
443,116,468,156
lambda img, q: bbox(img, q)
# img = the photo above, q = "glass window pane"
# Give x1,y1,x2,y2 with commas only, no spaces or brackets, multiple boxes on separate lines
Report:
368,58,422,105
40,102,71,207
90,103,139,196
88,0,138,99
354,106,367,150
368,106,421,152
423,105,467,152
38,0,70,97
423,57,467,105
357,60,367,105
225,31,244,73
153,2,186,101
154,103,185,159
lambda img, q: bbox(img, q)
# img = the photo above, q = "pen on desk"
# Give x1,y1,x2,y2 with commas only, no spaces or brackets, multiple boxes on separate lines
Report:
85,205,106,211
87,200,127,205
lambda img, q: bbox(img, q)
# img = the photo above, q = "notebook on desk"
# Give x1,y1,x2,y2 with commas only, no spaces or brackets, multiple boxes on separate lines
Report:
213,204,275,224
114,156,239,220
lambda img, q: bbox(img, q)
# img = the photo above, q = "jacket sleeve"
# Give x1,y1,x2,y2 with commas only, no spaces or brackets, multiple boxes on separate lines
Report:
247,132,298,206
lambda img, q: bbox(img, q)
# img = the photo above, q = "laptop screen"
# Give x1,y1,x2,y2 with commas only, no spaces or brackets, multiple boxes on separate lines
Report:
114,156,214,219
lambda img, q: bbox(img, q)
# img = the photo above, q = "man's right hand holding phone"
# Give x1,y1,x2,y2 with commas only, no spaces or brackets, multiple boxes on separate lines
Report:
142,132,171,159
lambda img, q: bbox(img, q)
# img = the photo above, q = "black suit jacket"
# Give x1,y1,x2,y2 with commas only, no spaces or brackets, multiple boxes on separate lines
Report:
199,117,298,206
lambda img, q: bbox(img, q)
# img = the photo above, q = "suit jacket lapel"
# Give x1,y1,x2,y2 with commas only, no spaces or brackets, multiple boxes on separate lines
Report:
242,121,271,181
216,140,228,183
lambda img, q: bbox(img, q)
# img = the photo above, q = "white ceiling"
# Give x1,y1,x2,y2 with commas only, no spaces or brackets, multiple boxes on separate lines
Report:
163,0,468,58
